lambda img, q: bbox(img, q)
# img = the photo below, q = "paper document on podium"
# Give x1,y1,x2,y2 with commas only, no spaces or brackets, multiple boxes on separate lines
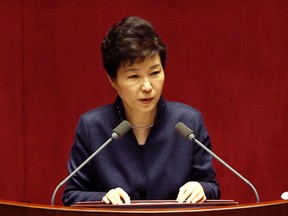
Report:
72,200,238,208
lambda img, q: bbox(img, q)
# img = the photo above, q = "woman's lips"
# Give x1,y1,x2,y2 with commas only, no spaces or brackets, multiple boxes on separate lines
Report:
140,98,153,104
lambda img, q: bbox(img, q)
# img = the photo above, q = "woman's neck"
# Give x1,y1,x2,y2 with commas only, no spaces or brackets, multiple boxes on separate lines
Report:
126,110,156,128
127,110,155,145
128,114,155,145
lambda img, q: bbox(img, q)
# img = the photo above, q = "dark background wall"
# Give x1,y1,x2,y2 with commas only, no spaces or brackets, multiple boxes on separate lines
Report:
0,0,287,205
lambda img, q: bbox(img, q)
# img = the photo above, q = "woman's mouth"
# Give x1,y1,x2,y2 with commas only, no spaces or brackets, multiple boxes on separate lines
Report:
140,98,153,104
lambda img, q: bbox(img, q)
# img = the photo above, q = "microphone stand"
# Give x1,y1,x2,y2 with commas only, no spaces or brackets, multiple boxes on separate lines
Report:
51,134,117,206
189,134,260,203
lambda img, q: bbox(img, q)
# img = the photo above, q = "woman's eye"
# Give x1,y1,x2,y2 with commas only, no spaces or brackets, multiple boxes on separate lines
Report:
151,71,160,75
128,75,139,79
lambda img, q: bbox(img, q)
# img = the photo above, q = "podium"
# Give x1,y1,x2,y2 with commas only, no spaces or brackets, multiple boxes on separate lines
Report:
1,199,288,215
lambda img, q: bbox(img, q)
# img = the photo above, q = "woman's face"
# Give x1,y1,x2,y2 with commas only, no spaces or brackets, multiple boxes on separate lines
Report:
109,54,165,115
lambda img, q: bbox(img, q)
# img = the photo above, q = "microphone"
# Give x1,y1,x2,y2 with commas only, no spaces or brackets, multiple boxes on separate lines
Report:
175,122,260,203
51,120,131,206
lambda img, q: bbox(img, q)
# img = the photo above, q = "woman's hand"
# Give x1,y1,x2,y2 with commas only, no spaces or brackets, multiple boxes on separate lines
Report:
102,187,131,205
176,181,206,203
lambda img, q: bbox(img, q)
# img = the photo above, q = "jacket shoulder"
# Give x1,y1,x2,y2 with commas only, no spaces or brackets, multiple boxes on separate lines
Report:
166,101,201,115
80,103,114,123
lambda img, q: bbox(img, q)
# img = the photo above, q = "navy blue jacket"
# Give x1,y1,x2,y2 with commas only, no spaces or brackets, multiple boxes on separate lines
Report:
62,97,220,205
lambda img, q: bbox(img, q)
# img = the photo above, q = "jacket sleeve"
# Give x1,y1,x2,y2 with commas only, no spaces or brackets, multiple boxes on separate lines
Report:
62,116,106,206
192,111,221,199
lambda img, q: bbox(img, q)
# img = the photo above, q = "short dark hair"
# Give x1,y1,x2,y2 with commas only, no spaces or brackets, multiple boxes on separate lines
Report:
101,16,167,79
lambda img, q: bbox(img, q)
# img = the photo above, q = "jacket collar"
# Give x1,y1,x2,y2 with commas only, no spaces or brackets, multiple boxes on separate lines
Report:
114,96,165,125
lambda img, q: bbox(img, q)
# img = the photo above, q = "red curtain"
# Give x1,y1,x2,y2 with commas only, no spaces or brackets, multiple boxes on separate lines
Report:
0,0,287,205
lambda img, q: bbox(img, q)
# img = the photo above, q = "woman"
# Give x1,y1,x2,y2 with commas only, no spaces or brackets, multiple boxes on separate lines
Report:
62,16,220,206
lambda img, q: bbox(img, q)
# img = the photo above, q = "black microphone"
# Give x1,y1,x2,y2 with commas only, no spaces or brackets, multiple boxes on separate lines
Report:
51,120,131,205
175,122,260,203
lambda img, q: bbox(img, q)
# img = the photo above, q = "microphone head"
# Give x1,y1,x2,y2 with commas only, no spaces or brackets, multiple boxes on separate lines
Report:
175,122,194,140
112,120,131,139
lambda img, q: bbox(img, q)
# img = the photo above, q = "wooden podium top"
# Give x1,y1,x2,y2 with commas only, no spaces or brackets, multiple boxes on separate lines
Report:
72,199,238,209
1,199,288,215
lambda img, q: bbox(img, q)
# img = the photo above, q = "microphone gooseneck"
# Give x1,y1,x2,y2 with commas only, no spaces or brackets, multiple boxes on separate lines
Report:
51,120,131,206
175,122,260,203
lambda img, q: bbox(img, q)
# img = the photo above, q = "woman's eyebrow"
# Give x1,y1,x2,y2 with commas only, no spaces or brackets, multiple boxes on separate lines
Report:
150,64,161,70
124,68,139,72
124,63,161,72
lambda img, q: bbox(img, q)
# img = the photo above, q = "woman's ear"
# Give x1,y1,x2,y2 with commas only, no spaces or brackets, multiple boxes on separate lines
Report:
107,75,116,89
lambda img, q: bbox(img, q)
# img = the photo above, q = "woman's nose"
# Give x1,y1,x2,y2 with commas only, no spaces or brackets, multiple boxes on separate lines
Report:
141,78,152,92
